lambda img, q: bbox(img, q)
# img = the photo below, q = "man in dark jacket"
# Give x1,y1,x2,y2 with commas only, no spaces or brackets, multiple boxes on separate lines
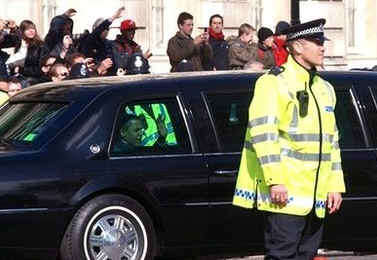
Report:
167,12,213,72
204,14,229,71
79,7,124,63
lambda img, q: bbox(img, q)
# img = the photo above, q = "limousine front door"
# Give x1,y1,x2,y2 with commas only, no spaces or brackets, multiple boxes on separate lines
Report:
198,90,265,251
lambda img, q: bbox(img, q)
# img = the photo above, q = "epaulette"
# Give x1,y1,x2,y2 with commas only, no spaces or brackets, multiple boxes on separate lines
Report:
269,66,285,76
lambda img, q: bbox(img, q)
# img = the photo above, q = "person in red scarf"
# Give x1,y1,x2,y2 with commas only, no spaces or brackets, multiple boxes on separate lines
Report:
273,21,290,66
203,14,229,70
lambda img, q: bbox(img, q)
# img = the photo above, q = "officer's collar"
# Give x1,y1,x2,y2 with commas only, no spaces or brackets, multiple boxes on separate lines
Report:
288,55,318,84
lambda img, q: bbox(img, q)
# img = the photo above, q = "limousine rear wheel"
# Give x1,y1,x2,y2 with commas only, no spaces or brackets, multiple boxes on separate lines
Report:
60,194,157,260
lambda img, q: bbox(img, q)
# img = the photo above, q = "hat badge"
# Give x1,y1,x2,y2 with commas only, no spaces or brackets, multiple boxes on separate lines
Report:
80,64,87,76
134,56,143,68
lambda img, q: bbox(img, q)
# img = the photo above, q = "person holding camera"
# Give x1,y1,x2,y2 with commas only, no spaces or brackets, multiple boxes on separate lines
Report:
0,18,18,80
167,12,213,72
203,14,229,71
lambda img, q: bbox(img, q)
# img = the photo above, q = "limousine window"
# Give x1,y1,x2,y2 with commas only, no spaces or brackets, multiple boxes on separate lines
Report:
206,92,252,152
334,90,365,148
110,99,191,156
0,102,67,144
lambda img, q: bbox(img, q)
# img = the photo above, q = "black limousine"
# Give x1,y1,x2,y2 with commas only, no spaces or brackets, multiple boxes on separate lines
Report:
0,71,376,260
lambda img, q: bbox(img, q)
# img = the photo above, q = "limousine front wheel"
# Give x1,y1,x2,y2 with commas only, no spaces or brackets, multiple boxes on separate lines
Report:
60,194,157,260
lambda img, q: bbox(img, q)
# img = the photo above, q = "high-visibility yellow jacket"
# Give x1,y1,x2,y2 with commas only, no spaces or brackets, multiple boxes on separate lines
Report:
233,55,346,218
132,104,177,146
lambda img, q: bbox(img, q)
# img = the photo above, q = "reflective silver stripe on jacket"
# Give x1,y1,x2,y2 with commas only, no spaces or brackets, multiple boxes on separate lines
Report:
333,141,339,150
331,162,342,171
288,90,295,100
288,106,298,133
281,148,331,161
244,141,255,151
249,116,278,128
252,133,278,144
259,154,281,165
284,133,334,143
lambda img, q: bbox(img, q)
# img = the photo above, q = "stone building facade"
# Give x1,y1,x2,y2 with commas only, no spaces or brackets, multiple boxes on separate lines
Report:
1,0,376,72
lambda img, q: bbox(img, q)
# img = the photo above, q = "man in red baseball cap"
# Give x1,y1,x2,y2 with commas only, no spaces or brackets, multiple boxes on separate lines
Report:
113,19,151,59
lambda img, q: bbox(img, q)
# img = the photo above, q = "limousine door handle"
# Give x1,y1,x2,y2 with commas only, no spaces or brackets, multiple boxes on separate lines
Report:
214,169,238,176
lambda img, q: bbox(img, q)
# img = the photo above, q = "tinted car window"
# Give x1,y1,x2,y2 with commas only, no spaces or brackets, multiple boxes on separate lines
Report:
206,92,252,152
0,102,67,144
335,90,365,148
110,98,191,156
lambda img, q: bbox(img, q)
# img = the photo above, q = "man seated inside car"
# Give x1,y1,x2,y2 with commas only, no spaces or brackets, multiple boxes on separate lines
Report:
113,114,171,154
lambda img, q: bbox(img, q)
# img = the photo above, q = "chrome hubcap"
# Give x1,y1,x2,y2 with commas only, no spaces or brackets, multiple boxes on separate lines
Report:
88,214,139,260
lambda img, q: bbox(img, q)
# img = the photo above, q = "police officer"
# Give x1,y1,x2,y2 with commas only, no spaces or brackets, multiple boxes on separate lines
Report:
233,19,345,260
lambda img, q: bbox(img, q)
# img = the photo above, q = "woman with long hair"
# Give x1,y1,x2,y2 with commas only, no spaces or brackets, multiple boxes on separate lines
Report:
6,20,46,83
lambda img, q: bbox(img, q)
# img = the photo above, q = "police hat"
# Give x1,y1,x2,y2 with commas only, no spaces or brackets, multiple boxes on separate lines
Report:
69,63,90,79
126,53,150,75
283,19,329,43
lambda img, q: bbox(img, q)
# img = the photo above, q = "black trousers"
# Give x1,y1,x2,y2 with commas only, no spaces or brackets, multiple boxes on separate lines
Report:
264,211,324,260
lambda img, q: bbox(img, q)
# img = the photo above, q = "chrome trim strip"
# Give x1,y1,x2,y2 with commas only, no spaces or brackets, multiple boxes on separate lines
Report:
110,153,203,160
0,208,49,213
350,88,370,147
184,202,234,206
202,197,377,206
210,202,233,205
176,95,196,153
184,202,209,206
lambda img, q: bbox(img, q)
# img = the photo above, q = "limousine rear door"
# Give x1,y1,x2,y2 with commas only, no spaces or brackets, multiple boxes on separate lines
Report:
107,88,211,247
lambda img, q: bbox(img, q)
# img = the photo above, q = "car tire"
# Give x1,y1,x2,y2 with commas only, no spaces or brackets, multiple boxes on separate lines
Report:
60,194,157,260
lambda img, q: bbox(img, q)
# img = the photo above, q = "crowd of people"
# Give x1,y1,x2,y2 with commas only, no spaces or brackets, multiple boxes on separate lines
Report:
0,7,291,102
167,12,290,72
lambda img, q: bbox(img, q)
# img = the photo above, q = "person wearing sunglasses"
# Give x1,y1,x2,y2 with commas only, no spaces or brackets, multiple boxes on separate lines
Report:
49,63,69,82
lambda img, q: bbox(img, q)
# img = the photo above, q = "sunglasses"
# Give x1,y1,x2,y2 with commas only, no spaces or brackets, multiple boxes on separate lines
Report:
58,72,69,77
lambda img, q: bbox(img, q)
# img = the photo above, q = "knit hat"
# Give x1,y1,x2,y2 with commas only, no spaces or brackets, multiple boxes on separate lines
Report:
257,27,274,43
275,21,290,35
